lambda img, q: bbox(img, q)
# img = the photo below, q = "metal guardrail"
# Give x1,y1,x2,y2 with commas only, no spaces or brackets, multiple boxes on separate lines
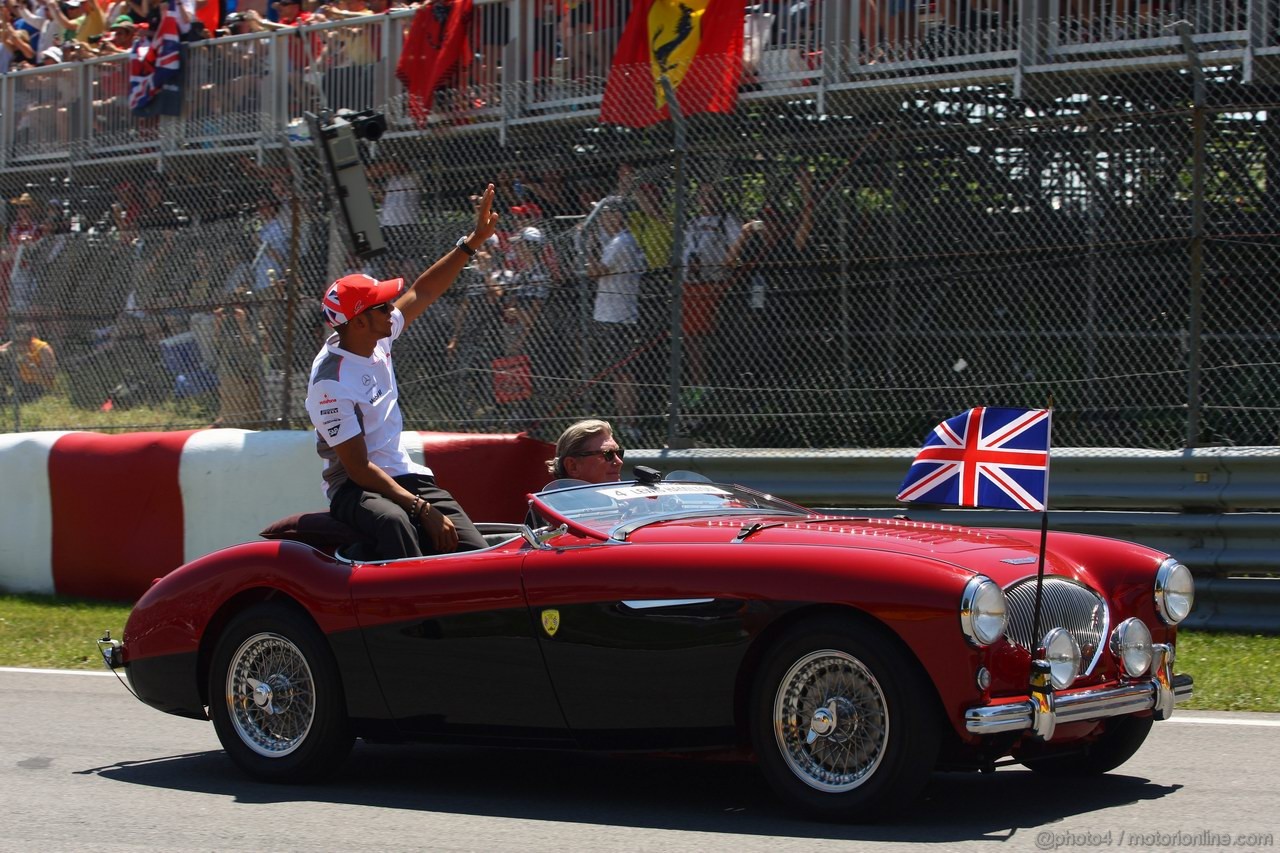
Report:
2,0,1276,164
630,446,1280,632
629,447,1280,512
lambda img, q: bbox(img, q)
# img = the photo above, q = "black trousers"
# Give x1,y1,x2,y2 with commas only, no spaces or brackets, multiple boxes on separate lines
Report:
330,473,486,561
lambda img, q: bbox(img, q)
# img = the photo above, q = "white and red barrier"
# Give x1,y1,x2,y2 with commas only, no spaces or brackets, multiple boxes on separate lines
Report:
0,429,553,602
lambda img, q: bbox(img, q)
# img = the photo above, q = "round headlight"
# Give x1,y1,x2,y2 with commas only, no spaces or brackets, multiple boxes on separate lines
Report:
1110,617,1153,677
1043,627,1081,689
1155,559,1195,624
960,576,1008,647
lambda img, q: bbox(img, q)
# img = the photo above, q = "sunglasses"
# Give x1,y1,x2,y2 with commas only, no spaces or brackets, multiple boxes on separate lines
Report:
573,447,624,463
368,302,394,314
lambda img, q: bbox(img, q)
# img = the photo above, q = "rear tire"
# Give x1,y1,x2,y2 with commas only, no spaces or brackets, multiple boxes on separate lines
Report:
1021,714,1153,776
208,603,353,782
750,615,940,821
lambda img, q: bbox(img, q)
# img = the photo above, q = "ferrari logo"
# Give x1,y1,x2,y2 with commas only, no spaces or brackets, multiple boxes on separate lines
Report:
541,609,560,637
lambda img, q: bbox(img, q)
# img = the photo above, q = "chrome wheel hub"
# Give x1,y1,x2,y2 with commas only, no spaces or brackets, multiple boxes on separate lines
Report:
226,632,315,758
774,649,889,793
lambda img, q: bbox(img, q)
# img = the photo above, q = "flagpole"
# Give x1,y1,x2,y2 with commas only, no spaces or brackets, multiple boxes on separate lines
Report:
1029,397,1054,687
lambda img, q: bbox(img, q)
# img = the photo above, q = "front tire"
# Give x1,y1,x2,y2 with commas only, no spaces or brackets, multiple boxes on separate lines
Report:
1021,714,1153,776
750,615,941,821
208,603,353,782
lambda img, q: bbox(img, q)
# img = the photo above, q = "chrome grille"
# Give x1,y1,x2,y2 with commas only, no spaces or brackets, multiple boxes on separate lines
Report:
1005,577,1109,676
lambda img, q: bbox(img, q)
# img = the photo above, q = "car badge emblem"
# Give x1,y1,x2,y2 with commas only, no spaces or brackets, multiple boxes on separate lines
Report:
541,609,560,637
1002,556,1038,565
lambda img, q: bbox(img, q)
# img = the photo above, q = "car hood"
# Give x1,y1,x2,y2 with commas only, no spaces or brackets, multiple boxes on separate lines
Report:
628,515,1083,584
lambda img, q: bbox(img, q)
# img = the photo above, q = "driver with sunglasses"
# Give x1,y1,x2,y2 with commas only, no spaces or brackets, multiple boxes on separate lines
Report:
304,184,499,560
546,418,625,484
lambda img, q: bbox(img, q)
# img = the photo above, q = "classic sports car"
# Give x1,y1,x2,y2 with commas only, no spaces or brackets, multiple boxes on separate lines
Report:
102,469,1194,820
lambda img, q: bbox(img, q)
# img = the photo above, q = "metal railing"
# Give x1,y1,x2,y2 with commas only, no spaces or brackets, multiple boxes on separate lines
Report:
4,0,1278,163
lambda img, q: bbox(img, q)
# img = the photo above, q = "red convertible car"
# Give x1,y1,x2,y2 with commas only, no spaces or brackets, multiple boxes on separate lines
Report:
103,470,1194,820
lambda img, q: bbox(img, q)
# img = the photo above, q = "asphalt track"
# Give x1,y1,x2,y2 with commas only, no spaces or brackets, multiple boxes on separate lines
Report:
2,668,1278,853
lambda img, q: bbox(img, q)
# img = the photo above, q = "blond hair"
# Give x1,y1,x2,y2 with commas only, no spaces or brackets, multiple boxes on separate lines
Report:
547,419,614,478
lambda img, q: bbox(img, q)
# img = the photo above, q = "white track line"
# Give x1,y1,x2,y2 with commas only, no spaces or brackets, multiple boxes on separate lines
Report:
0,666,117,677
1164,715,1280,727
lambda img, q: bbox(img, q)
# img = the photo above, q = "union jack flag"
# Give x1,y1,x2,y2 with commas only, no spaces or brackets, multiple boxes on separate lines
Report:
129,0,184,115
897,407,1052,511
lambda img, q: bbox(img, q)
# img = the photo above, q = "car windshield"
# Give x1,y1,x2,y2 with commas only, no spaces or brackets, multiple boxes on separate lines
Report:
531,479,810,538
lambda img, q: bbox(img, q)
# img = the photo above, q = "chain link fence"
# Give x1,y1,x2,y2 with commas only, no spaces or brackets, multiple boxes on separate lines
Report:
2,9,1278,450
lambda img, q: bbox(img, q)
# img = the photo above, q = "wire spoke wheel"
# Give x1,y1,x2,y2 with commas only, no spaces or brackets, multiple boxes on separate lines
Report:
209,604,352,782
751,617,940,819
226,632,317,758
773,649,889,792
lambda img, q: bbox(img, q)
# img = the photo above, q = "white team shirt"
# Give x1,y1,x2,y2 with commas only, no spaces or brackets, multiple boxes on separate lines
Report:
304,308,430,501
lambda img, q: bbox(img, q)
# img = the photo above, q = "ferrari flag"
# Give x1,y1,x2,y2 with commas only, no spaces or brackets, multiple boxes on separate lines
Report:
395,0,474,122
897,407,1052,511
600,0,744,128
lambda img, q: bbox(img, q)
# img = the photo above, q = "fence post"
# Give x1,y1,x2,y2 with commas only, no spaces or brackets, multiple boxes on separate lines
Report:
6,242,22,432
1014,0,1051,100
1175,22,1206,448
661,75,688,449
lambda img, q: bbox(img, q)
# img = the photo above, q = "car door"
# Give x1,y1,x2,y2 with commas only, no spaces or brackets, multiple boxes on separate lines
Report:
349,547,570,745
521,540,771,750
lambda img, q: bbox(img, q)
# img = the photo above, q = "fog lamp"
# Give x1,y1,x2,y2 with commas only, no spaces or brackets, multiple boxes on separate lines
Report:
1043,627,1081,690
1110,617,1153,677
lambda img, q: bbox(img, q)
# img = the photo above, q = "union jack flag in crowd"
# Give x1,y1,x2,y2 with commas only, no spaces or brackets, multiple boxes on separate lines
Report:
129,0,184,114
897,407,1052,511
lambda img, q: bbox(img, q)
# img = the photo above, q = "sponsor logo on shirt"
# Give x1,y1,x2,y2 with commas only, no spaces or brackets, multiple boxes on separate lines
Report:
361,375,373,387
368,388,385,405
320,407,339,416
319,394,337,404
322,417,340,425
327,424,341,437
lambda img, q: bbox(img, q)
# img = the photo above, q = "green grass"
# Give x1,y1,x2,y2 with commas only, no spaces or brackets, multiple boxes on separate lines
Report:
1177,630,1280,712
0,381,220,433
0,593,1275,712
0,594,132,670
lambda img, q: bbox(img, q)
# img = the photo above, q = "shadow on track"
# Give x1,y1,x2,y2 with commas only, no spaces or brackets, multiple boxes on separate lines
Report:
79,741,1181,842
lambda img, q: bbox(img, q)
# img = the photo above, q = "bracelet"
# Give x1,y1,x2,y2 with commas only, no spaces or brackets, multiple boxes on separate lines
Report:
410,497,422,520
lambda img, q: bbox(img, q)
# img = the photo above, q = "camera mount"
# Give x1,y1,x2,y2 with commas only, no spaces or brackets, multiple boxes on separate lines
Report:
305,108,388,259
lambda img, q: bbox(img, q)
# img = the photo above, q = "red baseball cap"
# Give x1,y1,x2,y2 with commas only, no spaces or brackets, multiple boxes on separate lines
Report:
321,273,403,327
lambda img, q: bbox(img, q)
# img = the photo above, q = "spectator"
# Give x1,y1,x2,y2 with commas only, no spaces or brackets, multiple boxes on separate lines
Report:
680,184,740,402
446,243,508,417
724,167,816,393
519,168,575,219
3,193,42,325
1,5,35,72
0,322,57,402
253,195,291,293
504,225,552,355
210,289,264,428
373,159,421,280
559,0,597,83
99,14,136,52
629,179,671,281
474,0,508,103
585,196,644,434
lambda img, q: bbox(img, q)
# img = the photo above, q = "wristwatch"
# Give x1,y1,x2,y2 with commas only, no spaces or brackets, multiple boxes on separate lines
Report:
455,235,477,256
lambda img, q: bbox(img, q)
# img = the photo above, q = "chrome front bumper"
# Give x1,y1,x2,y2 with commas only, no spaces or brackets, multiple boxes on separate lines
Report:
966,644,1193,737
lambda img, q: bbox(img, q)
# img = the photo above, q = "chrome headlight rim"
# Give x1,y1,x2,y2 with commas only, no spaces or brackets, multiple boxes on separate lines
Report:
1043,626,1082,690
1109,617,1154,678
960,575,1008,648
1155,558,1195,625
